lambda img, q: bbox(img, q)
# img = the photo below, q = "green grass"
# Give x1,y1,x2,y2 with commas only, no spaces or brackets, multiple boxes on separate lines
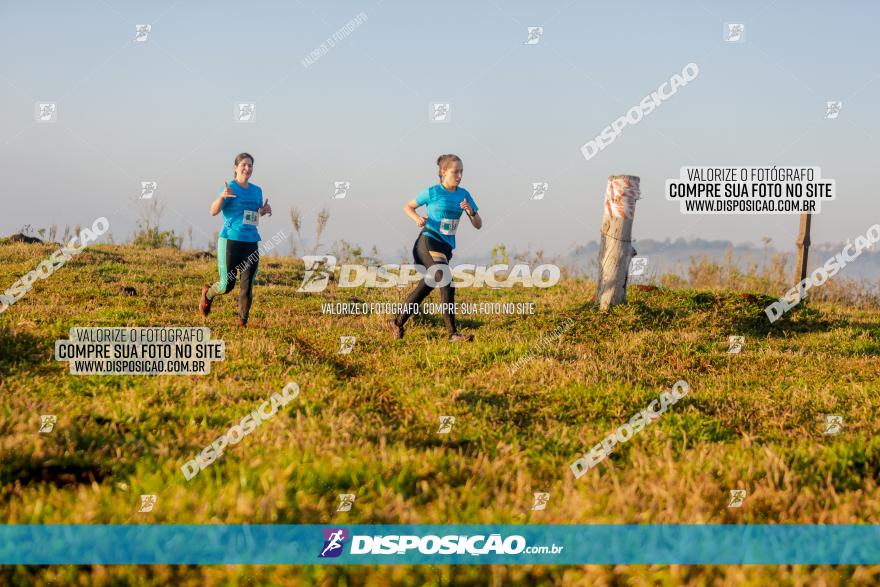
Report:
1,241,879,585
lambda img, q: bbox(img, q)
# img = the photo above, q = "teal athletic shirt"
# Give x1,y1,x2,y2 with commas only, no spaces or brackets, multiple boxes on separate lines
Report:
219,181,263,242
415,184,478,250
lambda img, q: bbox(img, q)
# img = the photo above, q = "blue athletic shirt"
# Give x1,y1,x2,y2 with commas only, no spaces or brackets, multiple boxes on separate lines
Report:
415,184,478,250
219,180,263,242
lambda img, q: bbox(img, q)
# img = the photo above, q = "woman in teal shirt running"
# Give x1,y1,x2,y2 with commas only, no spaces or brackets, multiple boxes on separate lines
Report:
199,152,272,327
387,153,482,342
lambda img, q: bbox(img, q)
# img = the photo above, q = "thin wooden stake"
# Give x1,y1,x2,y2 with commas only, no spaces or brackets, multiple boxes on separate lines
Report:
794,212,812,285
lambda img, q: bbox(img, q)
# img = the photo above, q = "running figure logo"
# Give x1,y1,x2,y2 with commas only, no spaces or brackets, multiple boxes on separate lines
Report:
824,101,842,119
724,23,745,42
727,489,746,508
235,102,256,122
36,103,57,123
39,415,57,433
823,415,843,436
140,181,157,199
531,182,549,200
332,181,351,199
437,416,455,434
134,24,151,42
338,336,356,354
298,255,337,292
430,102,450,123
727,335,744,354
524,26,543,45
337,494,355,512
319,528,349,558
138,495,157,513
629,257,648,276
531,492,550,510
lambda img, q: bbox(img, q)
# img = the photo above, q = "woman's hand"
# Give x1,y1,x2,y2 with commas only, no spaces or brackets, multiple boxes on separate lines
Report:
211,183,235,216
404,199,426,227
461,199,482,229
259,198,272,216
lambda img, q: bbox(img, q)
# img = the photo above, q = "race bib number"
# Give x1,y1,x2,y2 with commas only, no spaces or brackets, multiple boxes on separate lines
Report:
438,218,459,235
243,210,259,226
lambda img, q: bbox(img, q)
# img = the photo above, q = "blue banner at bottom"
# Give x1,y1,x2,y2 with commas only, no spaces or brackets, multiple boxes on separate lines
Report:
1,525,878,565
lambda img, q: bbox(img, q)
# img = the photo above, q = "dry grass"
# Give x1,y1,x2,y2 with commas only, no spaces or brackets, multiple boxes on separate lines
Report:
0,241,879,585
658,246,880,308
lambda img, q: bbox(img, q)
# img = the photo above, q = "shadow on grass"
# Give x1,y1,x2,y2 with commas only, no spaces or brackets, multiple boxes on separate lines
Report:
406,435,477,453
287,334,362,380
0,326,49,378
80,248,126,264
408,312,484,332
622,289,839,337
0,455,112,491
790,438,880,493
454,390,510,410
346,388,406,423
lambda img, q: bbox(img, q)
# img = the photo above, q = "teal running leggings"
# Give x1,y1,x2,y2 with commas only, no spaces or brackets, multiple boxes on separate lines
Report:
207,237,260,323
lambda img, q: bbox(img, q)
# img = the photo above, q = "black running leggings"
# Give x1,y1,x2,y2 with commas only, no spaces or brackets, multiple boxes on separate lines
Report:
395,232,457,334
207,237,260,323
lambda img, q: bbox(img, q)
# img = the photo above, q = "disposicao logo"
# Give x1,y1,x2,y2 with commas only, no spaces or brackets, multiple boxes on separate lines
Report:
319,528,349,558
297,255,560,291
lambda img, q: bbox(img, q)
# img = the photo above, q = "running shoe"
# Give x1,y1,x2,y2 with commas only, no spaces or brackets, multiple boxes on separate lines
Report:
199,285,212,317
386,319,404,340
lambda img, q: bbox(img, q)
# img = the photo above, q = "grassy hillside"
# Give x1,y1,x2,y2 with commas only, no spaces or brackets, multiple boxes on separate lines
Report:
1,241,879,586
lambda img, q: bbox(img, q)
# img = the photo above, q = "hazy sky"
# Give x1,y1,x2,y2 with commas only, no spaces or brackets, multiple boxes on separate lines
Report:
2,0,878,261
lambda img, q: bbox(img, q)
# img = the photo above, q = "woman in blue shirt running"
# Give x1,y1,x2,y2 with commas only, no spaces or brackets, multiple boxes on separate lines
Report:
387,154,482,342
199,152,272,327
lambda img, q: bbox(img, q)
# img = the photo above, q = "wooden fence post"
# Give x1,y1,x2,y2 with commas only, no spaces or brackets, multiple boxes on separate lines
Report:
793,212,812,285
596,175,641,310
